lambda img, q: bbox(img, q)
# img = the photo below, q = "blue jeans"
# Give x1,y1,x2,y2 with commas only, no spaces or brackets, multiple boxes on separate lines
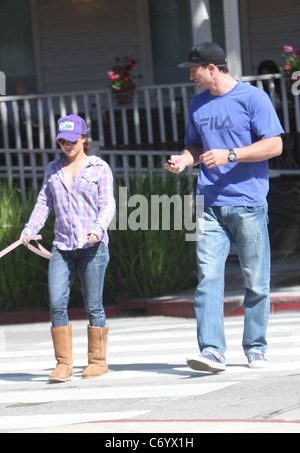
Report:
195,205,271,363
48,242,109,327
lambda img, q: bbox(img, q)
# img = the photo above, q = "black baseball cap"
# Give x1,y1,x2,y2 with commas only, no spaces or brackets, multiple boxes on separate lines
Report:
178,42,226,68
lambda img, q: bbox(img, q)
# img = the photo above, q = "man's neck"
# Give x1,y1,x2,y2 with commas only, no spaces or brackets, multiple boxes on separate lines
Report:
209,75,238,96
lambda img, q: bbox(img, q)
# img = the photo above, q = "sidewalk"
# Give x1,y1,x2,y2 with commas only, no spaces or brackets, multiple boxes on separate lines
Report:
0,258,299,325
119,257,300,318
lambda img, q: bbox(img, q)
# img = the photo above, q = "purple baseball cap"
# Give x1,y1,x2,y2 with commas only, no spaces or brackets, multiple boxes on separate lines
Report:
56,114,87,141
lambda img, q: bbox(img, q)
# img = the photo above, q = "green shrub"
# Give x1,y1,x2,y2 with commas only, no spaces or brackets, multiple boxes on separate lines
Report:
0,187,50,311
0,171,197,312
281,188,300,258
106,171,197,300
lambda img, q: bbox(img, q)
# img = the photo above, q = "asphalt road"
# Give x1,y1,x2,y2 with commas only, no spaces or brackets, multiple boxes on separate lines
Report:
0,313,300,434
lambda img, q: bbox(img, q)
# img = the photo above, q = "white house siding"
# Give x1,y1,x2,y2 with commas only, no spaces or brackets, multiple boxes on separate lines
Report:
239,0,300,75
33,0,147,93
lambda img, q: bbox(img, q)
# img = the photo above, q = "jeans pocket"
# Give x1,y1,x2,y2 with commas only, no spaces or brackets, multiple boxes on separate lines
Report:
243,205,265,213
244,204,269,225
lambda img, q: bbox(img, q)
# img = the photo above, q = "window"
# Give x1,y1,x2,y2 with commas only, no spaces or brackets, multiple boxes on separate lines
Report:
0,0,36,94
148,0,193,84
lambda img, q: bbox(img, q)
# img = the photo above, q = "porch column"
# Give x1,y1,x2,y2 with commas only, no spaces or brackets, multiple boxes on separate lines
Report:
189,0,212,44
222,0,242,79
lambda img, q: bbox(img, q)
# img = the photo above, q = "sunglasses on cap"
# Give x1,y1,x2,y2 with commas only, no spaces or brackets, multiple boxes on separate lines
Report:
57,138,79,146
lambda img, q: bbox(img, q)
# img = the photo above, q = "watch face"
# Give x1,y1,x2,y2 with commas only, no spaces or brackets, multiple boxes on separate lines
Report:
228,152,236,162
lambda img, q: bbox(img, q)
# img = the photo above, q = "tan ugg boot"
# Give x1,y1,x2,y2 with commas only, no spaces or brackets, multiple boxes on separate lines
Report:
82,325,109,379
49,325,73,383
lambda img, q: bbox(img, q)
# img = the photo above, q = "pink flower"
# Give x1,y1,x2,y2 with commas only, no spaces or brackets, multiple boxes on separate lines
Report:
283,45,294,53
284,64,292,70
110,74,120,81
107,55,141,92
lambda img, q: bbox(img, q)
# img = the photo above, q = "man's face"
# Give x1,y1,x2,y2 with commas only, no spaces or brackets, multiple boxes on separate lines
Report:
189,65,210,90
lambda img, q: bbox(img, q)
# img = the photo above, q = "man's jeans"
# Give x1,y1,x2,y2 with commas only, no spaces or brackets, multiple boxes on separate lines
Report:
49,242,109,327
195,205,271,363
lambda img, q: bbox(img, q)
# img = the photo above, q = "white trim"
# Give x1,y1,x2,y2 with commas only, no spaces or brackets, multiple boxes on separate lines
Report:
30,0,44,92
189,0,212,44
223,0,242,79
136,0,154,86
238,0,251,75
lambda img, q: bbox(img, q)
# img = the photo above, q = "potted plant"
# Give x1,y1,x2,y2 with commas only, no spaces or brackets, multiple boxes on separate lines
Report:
281,45,300,77
108,56,138,104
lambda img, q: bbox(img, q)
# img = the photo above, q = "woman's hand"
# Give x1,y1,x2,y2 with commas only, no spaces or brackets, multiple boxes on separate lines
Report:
87,233,99,244
20,233,31,243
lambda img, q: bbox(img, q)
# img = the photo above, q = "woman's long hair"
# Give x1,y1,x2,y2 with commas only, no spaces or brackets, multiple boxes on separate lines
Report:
82,134,91,154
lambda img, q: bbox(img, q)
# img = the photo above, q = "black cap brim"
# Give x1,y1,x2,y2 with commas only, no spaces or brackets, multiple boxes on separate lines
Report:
178,62,198,68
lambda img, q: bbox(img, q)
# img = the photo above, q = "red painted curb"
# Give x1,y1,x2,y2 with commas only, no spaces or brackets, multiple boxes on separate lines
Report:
1,294,300,325
119,294,300,318
0,306,122,326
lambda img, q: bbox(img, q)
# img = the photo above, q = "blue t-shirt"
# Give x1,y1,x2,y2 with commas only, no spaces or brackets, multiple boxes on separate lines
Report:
185,80,284,206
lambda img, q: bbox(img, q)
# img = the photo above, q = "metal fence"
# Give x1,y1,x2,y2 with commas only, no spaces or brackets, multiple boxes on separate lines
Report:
0,83,197,150
0,74,300,200
0,147,190,202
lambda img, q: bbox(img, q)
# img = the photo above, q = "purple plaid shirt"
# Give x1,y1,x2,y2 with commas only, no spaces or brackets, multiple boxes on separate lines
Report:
23,155,115,250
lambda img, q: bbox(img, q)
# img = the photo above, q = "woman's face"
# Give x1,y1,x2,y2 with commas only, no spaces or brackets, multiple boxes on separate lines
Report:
57,136,86,159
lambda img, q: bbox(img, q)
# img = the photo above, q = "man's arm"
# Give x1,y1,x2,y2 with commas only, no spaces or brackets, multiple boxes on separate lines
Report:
164,145,203,174
200,136,283,169
235,135,283,162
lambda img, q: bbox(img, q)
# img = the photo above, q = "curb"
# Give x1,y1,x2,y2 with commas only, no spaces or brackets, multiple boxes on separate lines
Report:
0,306,122,326
1,293,300,326
119,293,300,318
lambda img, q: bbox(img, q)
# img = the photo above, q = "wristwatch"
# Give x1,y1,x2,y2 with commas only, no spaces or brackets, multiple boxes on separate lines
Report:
228,148,236,162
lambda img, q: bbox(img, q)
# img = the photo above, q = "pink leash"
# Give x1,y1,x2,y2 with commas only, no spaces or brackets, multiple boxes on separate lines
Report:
0,235,52,260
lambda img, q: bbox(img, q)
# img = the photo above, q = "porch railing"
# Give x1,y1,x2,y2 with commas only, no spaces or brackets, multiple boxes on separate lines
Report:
0,82,197,151
0,74,300,199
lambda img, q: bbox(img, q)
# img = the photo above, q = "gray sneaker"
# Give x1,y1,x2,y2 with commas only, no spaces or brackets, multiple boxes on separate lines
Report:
187,352,226,373
246,352,269,369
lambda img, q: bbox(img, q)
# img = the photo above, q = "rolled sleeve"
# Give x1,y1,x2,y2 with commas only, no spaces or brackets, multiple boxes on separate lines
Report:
90,163,116,241
22,165,54,235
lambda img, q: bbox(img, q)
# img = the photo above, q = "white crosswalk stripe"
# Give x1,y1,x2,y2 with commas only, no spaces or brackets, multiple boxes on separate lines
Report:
0,313,300,432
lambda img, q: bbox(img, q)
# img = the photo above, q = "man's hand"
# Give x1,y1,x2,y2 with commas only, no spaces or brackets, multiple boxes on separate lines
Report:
164,147,202,174
164,155,189,174
200,149,229,168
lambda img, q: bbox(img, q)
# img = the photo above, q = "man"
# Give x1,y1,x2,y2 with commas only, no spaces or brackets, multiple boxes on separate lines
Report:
165,42,284,373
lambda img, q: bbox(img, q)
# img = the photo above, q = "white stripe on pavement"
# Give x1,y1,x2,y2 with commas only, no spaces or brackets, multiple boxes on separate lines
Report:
0,411,151,431
0,382,237,405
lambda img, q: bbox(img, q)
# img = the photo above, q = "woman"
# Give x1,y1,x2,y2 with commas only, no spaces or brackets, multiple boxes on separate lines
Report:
21,114,115,383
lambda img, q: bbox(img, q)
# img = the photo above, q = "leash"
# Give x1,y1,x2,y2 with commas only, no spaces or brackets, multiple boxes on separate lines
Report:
0,235,52,260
